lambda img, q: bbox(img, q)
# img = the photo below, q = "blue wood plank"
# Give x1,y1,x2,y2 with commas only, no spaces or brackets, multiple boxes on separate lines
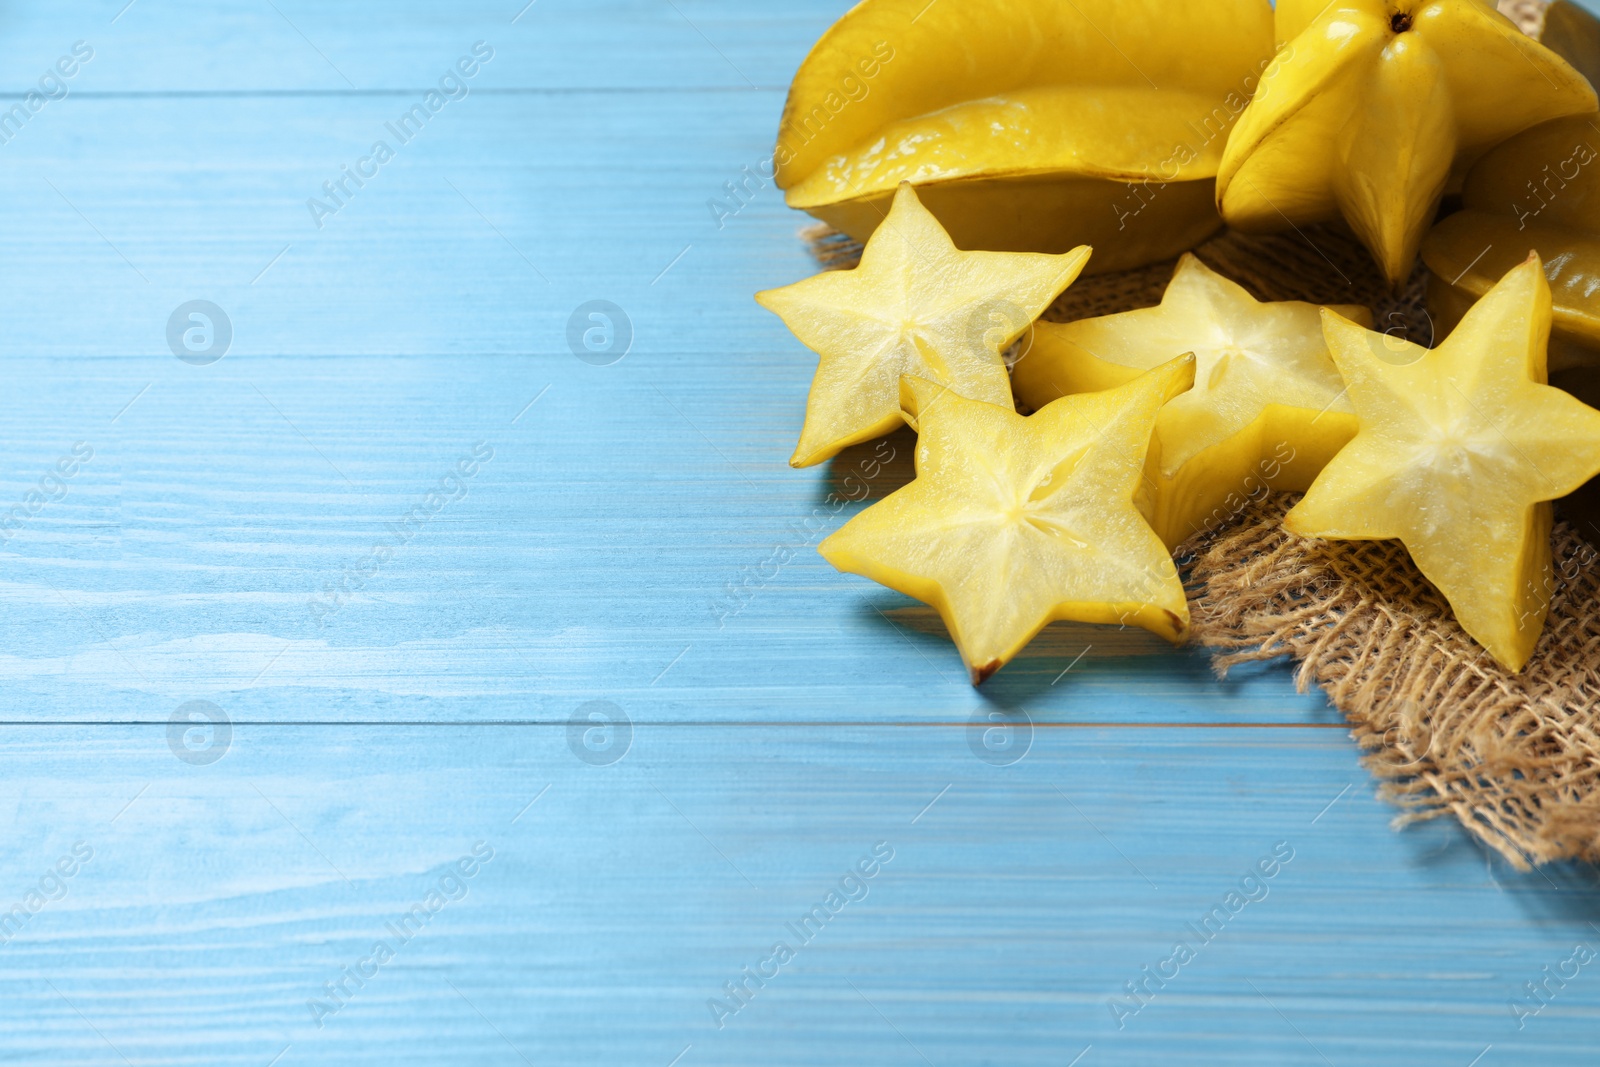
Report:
1,3,1594,1066
0,0,842,93
0,84,1332,720
0,64,1337,726
1,726,1595,1066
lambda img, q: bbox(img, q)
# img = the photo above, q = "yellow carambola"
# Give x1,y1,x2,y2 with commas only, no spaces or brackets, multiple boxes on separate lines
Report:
1012,255,1368,549
820,362,1194,685
1542,0,1600,90
1218,0,1595,286
756,183,1089,468
774,0,1276,273
1423,113,1600,371
1287,255,1600,671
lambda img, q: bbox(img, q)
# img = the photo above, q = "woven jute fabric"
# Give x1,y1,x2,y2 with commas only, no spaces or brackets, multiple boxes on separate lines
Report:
1182,494,1600,870
794,1,1599,868
1501,0,1548,35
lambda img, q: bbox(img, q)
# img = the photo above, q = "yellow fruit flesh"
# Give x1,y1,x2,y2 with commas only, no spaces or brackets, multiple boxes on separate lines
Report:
1140,409,1359,549
756,183,1090,468
820,362,1194,685
1012,255,1367,547
775,0,1274,265
1219,0,1596,285
1286,255,1600,670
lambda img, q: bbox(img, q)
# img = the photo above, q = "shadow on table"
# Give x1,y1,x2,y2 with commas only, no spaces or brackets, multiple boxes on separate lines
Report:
848,594,1265,714
817,427,918,506
1488,853,1600,926
1390,797,1600,927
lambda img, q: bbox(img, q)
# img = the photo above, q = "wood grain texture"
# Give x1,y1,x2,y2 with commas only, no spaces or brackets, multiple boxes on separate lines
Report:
6,726,1600,1067
0,68,1333,721
2,1,1599,1063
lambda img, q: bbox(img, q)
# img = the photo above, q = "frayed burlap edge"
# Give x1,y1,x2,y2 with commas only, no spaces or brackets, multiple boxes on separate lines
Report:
1181,495,1600,871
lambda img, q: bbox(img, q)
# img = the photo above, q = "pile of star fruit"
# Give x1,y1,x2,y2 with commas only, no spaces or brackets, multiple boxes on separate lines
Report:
756,0,1600,685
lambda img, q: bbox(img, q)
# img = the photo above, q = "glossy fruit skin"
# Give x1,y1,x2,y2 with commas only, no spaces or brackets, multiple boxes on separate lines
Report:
820,360,1195,685
774,0,1275,271
756,183,1090,468
1219,0,1596,286
1542,0,1600,90
1286,255,1600,671
1012,255,1369,549
1423,112,1600,371
797,173,1226,276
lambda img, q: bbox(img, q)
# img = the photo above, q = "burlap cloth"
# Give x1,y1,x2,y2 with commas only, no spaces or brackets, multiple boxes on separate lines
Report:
796,0,1600,869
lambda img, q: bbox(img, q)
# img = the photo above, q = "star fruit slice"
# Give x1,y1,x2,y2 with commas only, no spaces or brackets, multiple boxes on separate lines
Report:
757,182,1090,468
1012,254,1370,548
775,0,1275,273
1422,109,1600,372
819,357,1195,685
1219,0,1596,286
1286,254,1600,671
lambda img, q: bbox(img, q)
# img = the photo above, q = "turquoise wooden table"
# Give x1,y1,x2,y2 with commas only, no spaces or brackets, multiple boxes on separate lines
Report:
3,1,1599,1063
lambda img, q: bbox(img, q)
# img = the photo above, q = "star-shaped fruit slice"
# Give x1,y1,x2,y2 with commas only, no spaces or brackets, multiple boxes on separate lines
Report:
1012,254,1370,548
757,182,1091,468
819,358,1195,685
1218,0,1596,285
1286,254,1600,671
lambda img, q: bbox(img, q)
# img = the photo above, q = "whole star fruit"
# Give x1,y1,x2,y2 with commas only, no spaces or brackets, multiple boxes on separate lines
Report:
819,357,1196,686
1541,0,1600,90
1422,111,1600,373
757,182,1090,469
773,0,1276,273
1011,254,1372,549
1422,0,1600,373
1219,0,1596,288
1286,254,1600,671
